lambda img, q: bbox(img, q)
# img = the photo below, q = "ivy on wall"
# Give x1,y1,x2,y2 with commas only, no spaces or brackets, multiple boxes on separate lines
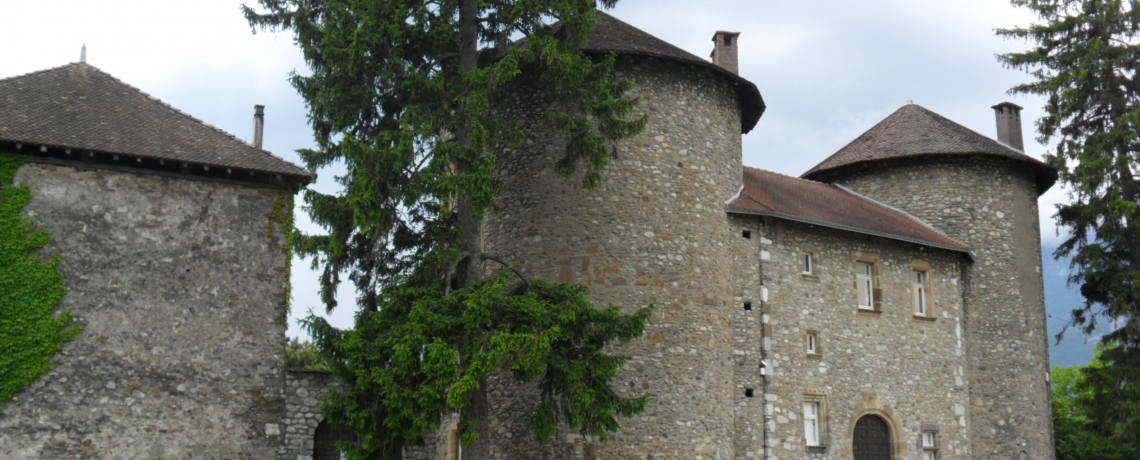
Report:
267,191,294,312
0,153,81,407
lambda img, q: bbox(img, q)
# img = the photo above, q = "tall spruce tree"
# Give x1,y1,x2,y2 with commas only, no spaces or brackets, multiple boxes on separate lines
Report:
998,0,1140,443
242,2,650,458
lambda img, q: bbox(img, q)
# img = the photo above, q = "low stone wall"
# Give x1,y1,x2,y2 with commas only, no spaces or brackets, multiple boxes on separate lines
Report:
281,369,337,460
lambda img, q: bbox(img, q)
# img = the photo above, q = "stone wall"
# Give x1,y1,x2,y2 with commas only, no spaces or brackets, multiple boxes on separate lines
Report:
833,156,1054,460
0,162,290,459
477,55,745,459
730,216,973,460
281,369,336,460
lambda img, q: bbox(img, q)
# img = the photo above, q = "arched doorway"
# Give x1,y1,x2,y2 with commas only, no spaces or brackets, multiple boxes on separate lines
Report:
313,420,362,460
852,415,891,460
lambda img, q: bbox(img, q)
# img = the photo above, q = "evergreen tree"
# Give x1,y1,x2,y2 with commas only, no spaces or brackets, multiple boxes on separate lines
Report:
242,2,650,458
998,0,1140,444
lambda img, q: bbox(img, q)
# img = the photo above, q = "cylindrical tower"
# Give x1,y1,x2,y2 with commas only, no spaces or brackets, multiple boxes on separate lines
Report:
803,103,1058,460
479,12,764,460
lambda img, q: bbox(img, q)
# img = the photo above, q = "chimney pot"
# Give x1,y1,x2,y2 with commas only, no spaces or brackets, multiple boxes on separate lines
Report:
253,105,265,149
991,102,1024,151
710,31,741,74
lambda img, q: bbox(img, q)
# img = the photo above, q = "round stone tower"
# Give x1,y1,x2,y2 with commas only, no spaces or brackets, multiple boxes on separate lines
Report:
802,102,1058,460
478,12,764,460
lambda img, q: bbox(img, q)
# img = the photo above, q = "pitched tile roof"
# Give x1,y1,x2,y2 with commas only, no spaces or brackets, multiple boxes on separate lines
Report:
536,11,765,134
728,166,970,253
0,63,312,180
801,104,1055,193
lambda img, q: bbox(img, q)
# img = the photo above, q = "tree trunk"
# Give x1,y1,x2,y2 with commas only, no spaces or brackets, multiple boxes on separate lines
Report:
456,1,492,458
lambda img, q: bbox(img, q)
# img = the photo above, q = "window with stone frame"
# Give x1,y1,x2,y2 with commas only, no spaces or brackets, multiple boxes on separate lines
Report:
911,260,935,319
802,393,829,451
921,428,939,460
803,401,821,446
805,330,822,357
854,257,881,311
801,251,814,275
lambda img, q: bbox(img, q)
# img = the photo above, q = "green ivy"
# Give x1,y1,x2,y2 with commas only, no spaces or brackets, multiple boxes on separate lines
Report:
267,191,294,312
0,153,81,407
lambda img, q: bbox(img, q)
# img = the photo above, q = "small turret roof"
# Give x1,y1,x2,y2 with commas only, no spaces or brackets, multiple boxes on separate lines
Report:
801,104,1055,193
535,11,765,134
0,62,312,181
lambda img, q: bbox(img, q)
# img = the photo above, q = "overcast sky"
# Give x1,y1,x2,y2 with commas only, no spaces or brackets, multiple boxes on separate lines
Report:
2,0,1097,364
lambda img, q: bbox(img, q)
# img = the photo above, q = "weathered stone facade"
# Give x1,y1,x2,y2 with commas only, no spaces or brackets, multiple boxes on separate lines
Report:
832,157,1054,460
729,216,972,460
0,163,290,459
480,55,744,459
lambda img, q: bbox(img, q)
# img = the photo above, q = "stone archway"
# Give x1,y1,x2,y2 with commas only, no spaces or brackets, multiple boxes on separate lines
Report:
845,392,907,460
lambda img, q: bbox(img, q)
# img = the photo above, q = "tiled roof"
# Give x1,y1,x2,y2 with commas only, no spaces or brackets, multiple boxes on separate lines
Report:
728,166,969,253
801,104,1055,193
533,11,765,134
0,63,312,180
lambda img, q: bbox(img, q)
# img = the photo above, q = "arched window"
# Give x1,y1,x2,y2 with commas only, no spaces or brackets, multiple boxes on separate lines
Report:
313,420,362,460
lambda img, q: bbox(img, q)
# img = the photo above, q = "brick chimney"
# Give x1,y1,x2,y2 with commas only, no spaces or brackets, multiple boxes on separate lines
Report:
711,31,741,74
252,105,265,149
992,102,1024,151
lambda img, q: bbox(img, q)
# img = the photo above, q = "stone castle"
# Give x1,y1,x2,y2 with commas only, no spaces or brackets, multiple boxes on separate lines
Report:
0,11,1054,460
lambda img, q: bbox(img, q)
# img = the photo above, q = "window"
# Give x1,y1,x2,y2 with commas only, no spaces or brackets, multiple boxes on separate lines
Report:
914,270,928,316
856,262,875,310
921,430,938,460
806,331,820,355
801,252,813,275
804,402,820,446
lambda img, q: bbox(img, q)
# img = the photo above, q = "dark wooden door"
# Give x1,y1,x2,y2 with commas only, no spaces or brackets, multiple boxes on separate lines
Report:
853,415,892,460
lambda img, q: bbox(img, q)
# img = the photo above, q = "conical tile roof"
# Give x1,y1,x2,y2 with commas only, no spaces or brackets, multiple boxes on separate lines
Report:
802,104,1055,193
530,11,765,134
0,62,312,181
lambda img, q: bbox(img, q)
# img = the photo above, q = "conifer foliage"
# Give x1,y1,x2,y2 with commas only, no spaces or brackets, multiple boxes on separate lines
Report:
242,1,650,458
998,0,1140,444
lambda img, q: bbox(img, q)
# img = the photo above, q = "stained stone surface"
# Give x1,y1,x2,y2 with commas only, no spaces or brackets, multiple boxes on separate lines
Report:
478,55,744,460
728,216,972,460
0,163,289,460
833,156,1054,460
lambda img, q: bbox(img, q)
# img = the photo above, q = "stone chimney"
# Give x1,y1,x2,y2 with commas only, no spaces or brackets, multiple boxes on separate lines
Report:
992,102,1024,151
710,31,741,74
252,105,265,149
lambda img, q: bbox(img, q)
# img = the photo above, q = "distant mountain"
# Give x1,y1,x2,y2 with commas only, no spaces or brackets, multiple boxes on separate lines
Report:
1042,243,1099,368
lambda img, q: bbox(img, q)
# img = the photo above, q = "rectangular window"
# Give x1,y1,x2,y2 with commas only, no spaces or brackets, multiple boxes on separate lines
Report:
807,332,818,355
922,431,937,460
802,252,813,275
803,402,820,446
856,262,874,309
914,270,928,316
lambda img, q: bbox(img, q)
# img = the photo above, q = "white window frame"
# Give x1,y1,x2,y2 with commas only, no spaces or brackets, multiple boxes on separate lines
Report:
806,331,819,355
921,430,938,460
856,262,875,310
914,270,928,316
801,252,813,275
803,401,820,446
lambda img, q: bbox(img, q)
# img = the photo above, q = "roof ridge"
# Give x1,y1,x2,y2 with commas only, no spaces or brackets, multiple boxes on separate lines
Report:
78,65,305,171
832,183,968,249
0,62,82,84
909,104,1026,158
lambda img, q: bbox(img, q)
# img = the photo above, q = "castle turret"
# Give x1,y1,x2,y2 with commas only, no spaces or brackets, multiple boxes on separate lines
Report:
802,103,1058,460
478,11,764,459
